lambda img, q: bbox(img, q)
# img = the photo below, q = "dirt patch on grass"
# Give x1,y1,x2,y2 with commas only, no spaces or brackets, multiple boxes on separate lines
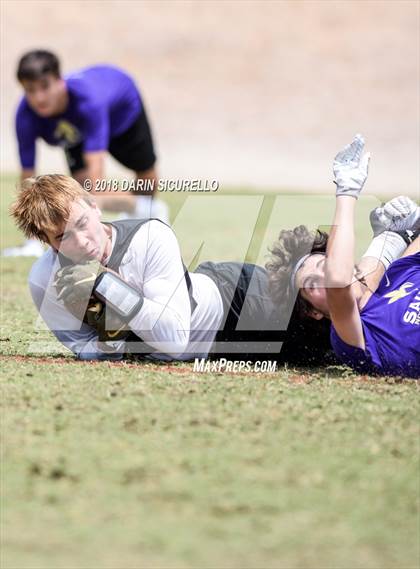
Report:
0,353,303,379
0,353,191,372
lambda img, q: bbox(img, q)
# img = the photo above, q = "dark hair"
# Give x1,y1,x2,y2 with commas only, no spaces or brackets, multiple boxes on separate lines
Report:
265,225,334,366
17,50,60,82
265,225,329,318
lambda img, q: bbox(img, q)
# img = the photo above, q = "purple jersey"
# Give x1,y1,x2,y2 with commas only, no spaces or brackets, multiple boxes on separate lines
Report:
330,252,420,378
16,65,142,169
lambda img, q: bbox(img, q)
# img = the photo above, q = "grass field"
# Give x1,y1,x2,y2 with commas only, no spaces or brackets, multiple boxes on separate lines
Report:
1,174,419,568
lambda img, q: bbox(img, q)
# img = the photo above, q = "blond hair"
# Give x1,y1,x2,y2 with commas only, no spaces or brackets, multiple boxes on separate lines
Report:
10,174,94,242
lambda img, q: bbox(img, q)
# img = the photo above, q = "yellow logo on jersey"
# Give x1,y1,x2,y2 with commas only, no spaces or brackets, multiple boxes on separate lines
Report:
383,282,415,304
54,121,81,145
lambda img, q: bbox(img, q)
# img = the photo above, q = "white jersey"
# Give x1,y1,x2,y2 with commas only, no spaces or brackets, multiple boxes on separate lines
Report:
29,220,224,361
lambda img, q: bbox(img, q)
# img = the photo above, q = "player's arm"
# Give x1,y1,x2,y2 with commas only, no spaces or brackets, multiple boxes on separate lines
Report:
83,150,106,187
80,106,135,212
325,135,371,350
16,104,37,180
83,152,134,212
74,152,134,212
326,197,365,349
76,104,108,190
401,235,419,257
121,222,192,355
355,256,384,293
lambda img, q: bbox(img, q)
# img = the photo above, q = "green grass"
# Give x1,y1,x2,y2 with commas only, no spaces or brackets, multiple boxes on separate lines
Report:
1,174,419,568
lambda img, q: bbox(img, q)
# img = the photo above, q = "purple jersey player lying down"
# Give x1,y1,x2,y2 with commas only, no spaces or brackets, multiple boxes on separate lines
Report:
266,135,419,378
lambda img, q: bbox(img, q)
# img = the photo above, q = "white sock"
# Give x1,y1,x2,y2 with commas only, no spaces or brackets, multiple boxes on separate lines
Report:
150,198,170,224
134,196,169,224
134,195,153,219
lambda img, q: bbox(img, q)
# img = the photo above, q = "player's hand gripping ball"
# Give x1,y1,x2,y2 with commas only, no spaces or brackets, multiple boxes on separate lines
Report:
85,302,130,342
54,261,107,319
54,262,129,341
370,195,420,237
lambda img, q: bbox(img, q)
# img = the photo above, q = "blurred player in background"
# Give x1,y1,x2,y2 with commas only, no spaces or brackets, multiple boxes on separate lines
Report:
4,49,168,257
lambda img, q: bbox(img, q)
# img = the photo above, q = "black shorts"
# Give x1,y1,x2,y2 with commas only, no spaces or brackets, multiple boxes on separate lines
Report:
65,107,157,174
195,261,334,365
195,261,284,361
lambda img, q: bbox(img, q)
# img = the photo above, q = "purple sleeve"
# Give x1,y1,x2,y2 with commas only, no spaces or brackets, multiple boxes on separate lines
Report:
15,104,37,169
81,104,109,152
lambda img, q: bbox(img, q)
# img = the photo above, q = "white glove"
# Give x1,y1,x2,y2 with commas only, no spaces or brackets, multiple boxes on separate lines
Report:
333,134,371,199
370,195,420,236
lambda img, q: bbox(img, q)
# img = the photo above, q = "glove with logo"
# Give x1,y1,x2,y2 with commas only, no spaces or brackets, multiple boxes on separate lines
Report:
54,261,107,320
370,195,420,243
54,262,130,341
333,134,371,199
85,301,130,342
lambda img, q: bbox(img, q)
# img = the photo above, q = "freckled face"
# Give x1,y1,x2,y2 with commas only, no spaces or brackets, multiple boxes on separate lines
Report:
295,253,329,316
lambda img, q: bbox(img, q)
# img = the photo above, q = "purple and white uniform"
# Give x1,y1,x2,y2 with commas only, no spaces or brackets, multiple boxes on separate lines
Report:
330,252,420,378
16,65,142,169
